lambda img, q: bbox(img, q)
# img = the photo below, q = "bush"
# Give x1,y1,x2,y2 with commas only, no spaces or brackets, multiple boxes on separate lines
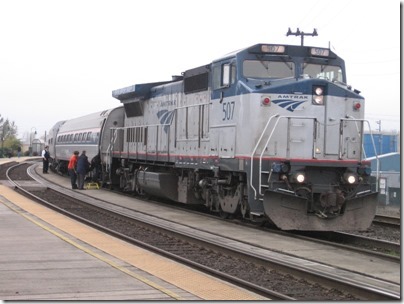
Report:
0,148,12,158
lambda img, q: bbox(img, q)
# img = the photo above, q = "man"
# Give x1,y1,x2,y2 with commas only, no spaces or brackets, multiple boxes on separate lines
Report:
68,151,80,189
41,146,50,173
77,150,90,190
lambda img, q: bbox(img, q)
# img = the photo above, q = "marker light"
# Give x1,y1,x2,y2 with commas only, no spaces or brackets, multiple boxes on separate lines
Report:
272,162,290,173
261,96,271,106
357,166,371,176
353,102,361,111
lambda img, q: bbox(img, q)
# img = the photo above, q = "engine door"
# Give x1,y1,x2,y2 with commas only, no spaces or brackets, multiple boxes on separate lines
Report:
324,97,344,155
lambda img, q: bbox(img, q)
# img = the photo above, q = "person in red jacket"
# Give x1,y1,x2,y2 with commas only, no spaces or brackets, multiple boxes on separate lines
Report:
68,151,80,189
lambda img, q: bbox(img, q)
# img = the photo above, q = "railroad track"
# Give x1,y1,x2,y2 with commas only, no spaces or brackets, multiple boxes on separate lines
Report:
293,230,400,261
373,214,401,228
3,161,400,300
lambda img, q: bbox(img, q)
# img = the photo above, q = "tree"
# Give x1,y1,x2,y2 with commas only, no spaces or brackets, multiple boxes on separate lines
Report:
0,114,21,157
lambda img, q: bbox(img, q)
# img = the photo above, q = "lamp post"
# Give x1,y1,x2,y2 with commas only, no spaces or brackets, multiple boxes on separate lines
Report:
376,120,382,155
30,127,37,156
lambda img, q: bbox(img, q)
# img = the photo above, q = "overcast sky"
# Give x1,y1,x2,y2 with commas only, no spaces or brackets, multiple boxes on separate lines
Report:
0,0,400,142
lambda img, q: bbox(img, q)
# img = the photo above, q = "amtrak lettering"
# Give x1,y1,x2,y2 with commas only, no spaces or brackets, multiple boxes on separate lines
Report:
159,100,176,107
276,95,307,99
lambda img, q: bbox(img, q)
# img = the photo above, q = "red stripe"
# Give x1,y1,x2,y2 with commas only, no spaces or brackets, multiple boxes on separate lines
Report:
111,151,369,165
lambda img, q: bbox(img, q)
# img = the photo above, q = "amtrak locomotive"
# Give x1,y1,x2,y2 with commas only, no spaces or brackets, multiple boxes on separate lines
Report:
48,40,378,231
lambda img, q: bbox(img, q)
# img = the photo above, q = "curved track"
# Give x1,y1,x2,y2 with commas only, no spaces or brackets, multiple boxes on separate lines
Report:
3,161,401,300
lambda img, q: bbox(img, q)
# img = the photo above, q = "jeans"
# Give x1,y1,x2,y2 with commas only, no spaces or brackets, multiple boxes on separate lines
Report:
77,173,86,189
68,169,77,189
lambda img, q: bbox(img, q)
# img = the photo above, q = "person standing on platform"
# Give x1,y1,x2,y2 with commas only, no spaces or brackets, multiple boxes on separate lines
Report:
68,151,80,189
77,150,90,190
41,146,50,174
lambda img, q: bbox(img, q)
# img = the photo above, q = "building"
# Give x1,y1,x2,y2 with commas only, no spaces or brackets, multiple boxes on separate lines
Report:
366,152,400,207
363,131,400,158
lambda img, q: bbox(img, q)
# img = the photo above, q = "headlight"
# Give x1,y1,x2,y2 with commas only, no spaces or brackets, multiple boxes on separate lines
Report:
313,95,324,105
315,87,323,95
312,86,325,105
343,172,357,184
291,173,305,183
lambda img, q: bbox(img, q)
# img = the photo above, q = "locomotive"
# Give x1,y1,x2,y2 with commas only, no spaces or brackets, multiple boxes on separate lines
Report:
48,41,379,231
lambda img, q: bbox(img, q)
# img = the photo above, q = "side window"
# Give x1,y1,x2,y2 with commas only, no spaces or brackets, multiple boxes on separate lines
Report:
222,64,231,87
212,62,236,90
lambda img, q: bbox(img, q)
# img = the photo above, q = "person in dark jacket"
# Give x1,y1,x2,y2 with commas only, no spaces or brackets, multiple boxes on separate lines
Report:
41,146,50,173
77,150,90,190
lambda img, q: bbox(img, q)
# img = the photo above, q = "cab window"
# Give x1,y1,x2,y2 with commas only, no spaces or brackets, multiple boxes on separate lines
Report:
212,62,236,90
243,60,294,78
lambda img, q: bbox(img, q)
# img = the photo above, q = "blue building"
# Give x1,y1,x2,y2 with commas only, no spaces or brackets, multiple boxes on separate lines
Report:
366,152,400,206
363,132,400,158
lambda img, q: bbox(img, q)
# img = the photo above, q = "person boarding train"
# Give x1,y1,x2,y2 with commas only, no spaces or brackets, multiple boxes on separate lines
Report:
77,150,90,190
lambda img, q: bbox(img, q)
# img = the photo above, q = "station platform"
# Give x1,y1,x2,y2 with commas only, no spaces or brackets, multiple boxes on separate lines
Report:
0,159,267,300
1,157,400,299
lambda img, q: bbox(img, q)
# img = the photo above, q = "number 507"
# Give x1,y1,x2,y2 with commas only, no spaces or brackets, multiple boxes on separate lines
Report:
222,101,235,121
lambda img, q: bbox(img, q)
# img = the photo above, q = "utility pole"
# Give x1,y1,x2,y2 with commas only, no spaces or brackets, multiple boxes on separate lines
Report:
376,120,382,155
286,28,318,46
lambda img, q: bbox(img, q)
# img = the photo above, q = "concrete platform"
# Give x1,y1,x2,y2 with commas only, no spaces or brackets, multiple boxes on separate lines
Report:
0,183,266,300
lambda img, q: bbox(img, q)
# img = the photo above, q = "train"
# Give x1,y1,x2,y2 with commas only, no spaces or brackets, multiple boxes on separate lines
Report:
47,40,379,231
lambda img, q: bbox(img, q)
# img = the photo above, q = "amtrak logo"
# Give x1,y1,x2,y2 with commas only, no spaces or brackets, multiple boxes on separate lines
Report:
272,95,307,112
157,110,175,133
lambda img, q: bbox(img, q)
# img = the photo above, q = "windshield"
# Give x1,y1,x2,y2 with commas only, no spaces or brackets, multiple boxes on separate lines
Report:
243,60,295,78
303,63,343,82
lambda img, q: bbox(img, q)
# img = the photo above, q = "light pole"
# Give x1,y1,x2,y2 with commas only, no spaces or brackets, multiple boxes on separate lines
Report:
376,120,382,155
30,127,37,156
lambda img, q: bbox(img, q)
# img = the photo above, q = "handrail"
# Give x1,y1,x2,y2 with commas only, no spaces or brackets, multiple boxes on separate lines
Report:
105,129,119,173
250,116,376,199
340,118,380,190
257,116,317,197
250,115,317,199
346,115,367,159
249,114,279,199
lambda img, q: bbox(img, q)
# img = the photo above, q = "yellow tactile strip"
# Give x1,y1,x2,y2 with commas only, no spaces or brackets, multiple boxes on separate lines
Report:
0,185,265,300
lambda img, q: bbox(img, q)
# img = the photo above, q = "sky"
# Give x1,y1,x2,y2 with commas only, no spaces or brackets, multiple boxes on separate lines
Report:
0,0,401,143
